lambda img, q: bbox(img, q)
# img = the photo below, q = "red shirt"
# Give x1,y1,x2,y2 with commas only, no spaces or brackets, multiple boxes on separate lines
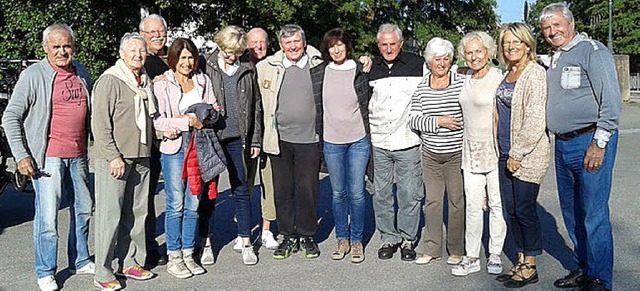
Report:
45,65,88,158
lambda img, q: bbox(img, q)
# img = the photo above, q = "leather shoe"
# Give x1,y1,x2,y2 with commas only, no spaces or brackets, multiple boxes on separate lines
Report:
377,243,398,260
554,270,588,288
400,241,416,261
580,278,610,291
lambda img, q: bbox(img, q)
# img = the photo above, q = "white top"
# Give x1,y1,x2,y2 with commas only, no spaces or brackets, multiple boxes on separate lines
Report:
179,86,204,114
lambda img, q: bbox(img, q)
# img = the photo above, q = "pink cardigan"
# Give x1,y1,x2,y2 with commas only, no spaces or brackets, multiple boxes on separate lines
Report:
153,70,217,154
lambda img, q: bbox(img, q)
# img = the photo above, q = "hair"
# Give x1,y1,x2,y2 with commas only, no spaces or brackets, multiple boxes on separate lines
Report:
167,38,200,72
278,24,306,44
119,32,147,52
457,31,497,61
247,27,268,42
423,37,454,68
376,23,403,43
42,23,75,44
319,28,354,63
214,25,247,53
539,2,573,23
498,23,538,66
139,14,167,32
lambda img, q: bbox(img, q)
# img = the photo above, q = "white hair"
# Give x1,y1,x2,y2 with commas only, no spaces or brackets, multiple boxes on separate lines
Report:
423,37,454,67
539,2,574,23
376,23,403,42
42,23,75,44
139,14,167,32
457,31,497,60
119,32,147,52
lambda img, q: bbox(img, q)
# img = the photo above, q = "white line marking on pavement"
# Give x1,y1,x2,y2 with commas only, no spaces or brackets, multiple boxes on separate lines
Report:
620,128,640,135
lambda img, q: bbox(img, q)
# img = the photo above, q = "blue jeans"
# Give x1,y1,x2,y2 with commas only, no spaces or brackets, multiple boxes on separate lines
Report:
499,154,541,257
555,130,618,289
31,156,92,278
222,138,252,238
324,137,370,243
161,149,199,254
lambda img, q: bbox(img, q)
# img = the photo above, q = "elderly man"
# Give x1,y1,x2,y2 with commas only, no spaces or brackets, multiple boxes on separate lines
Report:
246,27,270,63
540,3,621,291
368,23,424,261
139,13,169,266
256,24,323,259
2,23,94,291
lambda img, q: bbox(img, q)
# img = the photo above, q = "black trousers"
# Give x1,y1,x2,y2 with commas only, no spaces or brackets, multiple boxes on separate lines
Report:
145,143,161,251
270,141,320,237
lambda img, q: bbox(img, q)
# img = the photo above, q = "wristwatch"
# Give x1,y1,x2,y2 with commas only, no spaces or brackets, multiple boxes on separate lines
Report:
593,138,607,149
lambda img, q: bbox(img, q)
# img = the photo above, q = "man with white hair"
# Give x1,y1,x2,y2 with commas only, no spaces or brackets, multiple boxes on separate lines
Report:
540,3,621,291
2,23,94,291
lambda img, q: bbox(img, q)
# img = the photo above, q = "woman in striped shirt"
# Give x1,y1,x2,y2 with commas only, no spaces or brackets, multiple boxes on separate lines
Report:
408,37,466,266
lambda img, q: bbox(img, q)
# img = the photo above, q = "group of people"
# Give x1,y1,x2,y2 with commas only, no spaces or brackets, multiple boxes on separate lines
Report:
1,2,621,291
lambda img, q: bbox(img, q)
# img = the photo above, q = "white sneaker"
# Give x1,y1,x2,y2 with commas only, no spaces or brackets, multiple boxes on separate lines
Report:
487,254,503,274
167,254,192,279
200,245,215,265
183,250,205,275
261,230,279,250
242,245,258,265
37,275,58,291
70,262,95,275
233,236,243,253
451,256,481,276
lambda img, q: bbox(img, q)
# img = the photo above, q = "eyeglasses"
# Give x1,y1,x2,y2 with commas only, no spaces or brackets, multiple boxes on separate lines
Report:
502,40,524,48
142,29,166,35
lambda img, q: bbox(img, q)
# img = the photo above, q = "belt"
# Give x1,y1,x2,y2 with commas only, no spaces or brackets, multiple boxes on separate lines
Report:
555,124,596,141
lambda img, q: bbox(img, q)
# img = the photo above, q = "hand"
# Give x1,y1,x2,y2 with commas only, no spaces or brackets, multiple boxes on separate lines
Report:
358,56,372,73
250,147,261,159
437,115,463,131
152,75,167,83
163,127,180,139
188,115,204,130
583,143,605,172
507,157,521,173
17,157,36,177
109,157,126,179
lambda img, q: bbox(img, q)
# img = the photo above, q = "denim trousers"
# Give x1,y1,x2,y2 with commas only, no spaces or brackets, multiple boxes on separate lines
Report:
324,137,370,243
371,146,423,244
161,148,199,254
555,130,618,289
270,141,320,237
31,156,92,279
94,158,150,282
498,154,542,257
221,137,255,238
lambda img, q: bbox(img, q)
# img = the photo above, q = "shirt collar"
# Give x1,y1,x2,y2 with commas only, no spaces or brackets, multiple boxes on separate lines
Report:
282,54,308,69
559,32,586,52
217,52,240,76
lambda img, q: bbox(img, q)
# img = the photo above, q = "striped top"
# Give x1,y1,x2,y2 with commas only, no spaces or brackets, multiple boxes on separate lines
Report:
408,71,466,154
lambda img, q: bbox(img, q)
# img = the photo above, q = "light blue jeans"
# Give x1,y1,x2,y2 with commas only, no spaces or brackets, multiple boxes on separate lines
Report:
324,137,370,243
31,156,92,279
161,149,199,254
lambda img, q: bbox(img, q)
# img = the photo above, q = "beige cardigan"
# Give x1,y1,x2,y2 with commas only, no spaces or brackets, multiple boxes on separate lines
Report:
501,62,551,184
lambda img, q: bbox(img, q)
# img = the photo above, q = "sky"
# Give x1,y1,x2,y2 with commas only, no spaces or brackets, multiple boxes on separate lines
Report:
495,0,535,23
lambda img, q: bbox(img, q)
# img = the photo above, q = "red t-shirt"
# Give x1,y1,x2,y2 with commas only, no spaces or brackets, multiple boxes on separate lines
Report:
45,65,88,158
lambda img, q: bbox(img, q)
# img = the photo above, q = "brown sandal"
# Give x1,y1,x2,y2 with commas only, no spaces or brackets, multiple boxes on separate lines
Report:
504,263,539,288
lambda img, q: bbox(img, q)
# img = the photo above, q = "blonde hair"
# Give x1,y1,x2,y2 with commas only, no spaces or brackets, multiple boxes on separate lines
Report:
214,25,246,53
498,22,537,66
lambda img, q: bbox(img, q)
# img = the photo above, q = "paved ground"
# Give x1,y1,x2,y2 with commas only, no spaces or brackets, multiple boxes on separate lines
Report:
1,100,640,290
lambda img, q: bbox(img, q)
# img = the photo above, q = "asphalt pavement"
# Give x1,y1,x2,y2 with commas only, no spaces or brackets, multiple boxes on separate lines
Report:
1,100,640,290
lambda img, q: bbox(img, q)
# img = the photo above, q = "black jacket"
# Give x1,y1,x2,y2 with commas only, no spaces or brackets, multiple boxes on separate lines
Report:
182,103,227,182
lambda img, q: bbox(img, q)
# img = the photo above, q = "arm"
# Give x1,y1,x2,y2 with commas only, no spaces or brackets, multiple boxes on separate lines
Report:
250,70,263,149
1,71,37,175
91,75,124,163
152,80,189,132
408,88,439,133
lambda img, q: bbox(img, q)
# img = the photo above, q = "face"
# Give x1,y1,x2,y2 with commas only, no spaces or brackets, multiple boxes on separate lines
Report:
464,39,488,72
42,30,75,70
219,49,241,66
377,32,403,63
541,11,575,49
279,32,305,63
502,31,527,65
329,41,347,65
428,55,451,78
120,39,147,73
175,48,195,76
141,19,167,55
247,30,268,61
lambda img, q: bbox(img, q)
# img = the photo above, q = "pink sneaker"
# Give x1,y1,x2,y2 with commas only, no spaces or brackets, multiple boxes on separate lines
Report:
93,279,122,290
121,265,155,281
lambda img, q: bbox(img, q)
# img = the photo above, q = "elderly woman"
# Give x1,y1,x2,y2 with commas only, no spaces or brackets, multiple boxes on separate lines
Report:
452,31,506,277
92,33,156,289
200,25,262,265
153,38,215,278
309,28,371,264
408,37,465,266
494,23,550,288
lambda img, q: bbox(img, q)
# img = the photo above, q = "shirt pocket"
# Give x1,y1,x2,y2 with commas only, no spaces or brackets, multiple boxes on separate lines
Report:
561,66,581,89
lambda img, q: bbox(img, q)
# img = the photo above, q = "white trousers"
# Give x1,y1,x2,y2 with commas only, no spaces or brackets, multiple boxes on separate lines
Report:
463,169,506,258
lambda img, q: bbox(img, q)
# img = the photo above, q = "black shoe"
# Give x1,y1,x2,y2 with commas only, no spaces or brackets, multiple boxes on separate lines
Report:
378,242,398,260
504,263,538,288
579,278,610,291
400,241,416,261
554,270,588,288
145,249,167,267
301,236,320,258
273,236,299,259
